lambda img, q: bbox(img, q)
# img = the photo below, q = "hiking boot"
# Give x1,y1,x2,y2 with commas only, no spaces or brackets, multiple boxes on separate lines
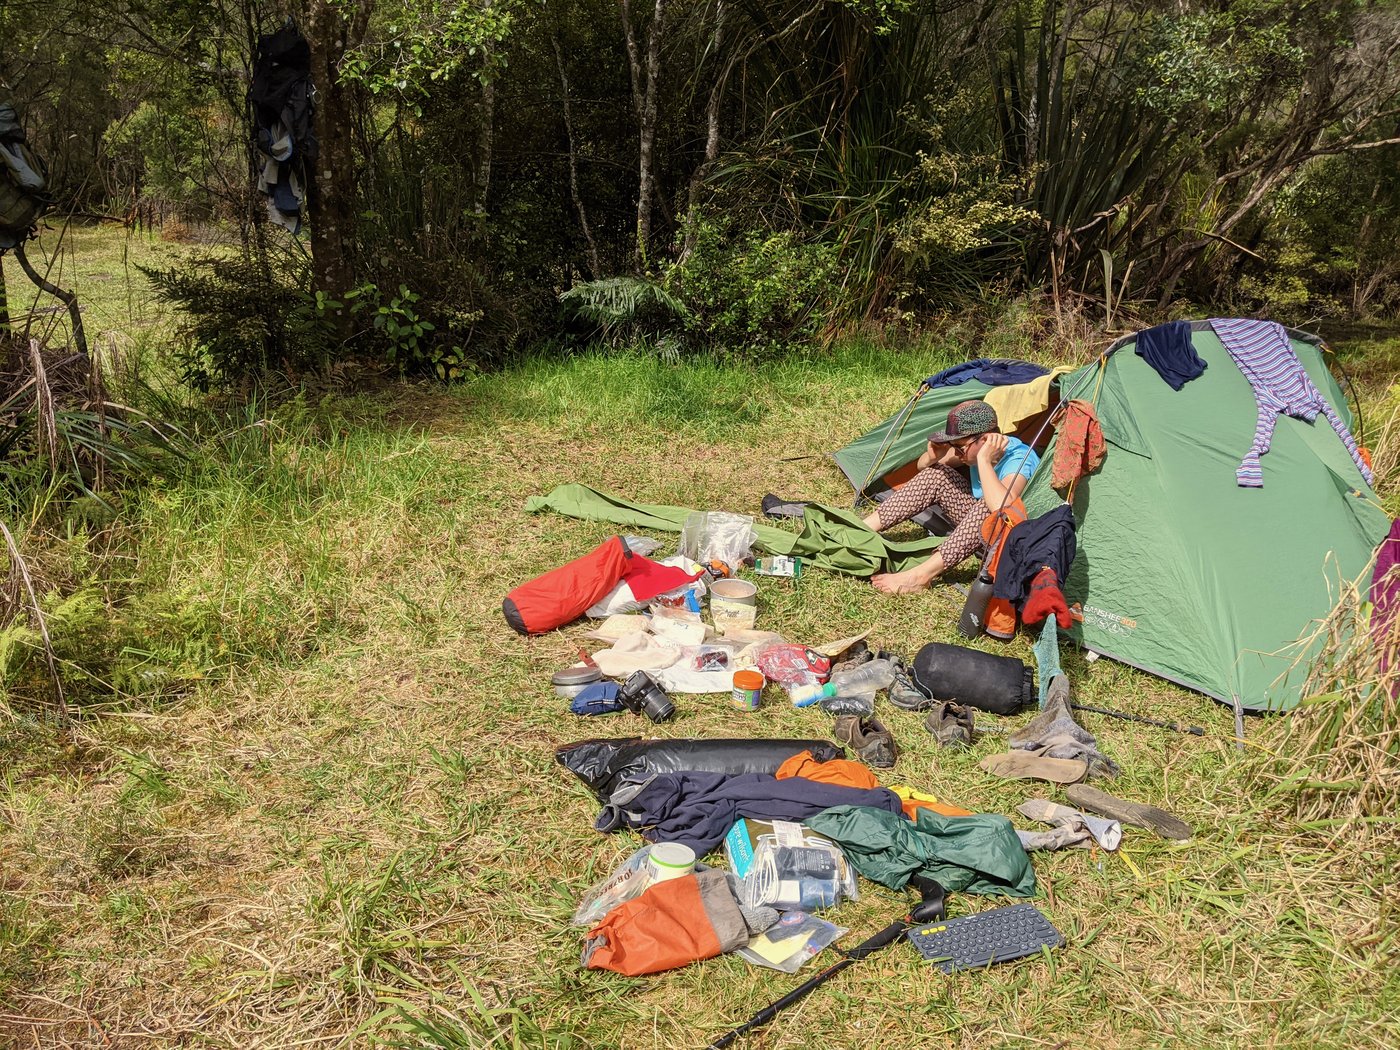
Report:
925,701,974,748
880,651,932,710
829,641,872,675
833,714,898,769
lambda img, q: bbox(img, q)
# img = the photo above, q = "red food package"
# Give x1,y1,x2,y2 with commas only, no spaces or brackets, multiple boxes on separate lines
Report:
756,644,831,685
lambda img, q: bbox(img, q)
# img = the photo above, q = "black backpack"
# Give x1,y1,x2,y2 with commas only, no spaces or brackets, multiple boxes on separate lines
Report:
0,102,48,249
250,24,318,166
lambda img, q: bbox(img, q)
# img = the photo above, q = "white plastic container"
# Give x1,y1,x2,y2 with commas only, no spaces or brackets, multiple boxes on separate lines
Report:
648,842,697,882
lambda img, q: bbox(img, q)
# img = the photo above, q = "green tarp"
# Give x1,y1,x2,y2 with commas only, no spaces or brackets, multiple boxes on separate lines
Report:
524,483,943,577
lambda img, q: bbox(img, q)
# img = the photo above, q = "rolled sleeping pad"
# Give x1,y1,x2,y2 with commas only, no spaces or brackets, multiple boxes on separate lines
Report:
910,641,1033,716
556,737,846,800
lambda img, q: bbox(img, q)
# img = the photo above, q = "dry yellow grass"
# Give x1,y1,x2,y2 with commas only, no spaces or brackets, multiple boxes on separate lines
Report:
0,312,1396,1047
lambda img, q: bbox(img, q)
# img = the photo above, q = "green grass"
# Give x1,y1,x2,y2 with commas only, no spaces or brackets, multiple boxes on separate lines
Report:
2,222,194,351
0,233,1397,1046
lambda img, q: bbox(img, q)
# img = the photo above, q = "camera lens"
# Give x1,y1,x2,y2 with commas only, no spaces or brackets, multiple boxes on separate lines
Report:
618,670,675,723
640,688,674,723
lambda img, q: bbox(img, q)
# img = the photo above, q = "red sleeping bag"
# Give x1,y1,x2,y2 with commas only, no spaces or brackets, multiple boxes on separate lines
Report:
501,535,700,635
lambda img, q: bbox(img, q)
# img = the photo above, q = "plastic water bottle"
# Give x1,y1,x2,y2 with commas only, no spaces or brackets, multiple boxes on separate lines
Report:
827,658,894,697
788,681,837,708
958,572,996,639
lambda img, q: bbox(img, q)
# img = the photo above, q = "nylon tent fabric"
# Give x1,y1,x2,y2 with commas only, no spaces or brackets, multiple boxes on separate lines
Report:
829,378,999,496
1020,322,1389,712
804,805,1036,897
524,484,945,576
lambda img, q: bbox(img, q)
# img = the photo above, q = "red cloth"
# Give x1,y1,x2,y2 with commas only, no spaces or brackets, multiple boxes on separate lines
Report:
624,555,703,602
1022,566,1072,628
1052,399,1106,491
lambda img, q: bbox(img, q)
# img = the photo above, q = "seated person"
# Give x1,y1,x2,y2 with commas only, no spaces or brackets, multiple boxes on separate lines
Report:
866,400,1040,594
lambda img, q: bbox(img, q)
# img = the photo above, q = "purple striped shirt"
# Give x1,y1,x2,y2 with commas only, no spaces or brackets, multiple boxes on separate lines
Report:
1209,318,1372,488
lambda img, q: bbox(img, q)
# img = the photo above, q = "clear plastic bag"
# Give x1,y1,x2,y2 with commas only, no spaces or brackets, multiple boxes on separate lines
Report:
679,511,756,572
739,837,858,912
736,911,848,973
621,535,665,557
687,644,733,671
572,845,656,926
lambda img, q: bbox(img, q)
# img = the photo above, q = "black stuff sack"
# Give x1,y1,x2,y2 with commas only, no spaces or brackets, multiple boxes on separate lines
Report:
911,642,1032,716
556,737,845,801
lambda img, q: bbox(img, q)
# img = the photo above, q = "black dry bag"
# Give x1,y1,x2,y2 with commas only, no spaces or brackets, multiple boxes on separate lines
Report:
911,642,1033,716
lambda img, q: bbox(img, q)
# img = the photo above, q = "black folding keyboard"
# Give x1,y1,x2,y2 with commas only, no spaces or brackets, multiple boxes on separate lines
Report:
906,902,1064,974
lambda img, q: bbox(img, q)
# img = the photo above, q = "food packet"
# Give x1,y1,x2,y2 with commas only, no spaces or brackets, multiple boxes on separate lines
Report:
736,911,848,973
572,845,656,926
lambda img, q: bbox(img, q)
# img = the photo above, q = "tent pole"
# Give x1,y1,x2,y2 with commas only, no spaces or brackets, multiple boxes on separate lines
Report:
854,382,926,507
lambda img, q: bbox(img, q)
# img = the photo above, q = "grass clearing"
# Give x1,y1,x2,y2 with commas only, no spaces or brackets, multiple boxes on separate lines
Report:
0,240,1397,1046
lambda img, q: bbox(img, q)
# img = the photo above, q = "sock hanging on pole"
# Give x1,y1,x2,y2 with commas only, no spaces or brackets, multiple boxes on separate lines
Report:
1032,619,1062,707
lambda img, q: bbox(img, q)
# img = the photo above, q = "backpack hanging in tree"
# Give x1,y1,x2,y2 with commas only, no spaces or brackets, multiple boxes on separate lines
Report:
0,101,49,250
249,23,318,232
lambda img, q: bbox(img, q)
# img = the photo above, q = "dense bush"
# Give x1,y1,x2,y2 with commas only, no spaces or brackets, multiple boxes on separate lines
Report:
666,217,842,358
143,249,342,390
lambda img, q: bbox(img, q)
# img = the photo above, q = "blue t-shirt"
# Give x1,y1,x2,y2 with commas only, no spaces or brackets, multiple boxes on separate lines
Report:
970,436,1040,499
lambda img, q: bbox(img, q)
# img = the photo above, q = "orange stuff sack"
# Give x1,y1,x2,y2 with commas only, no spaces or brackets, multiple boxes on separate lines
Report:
582,869,749,976
979,499,1027,640
775,750,880,790
984,597,1018,640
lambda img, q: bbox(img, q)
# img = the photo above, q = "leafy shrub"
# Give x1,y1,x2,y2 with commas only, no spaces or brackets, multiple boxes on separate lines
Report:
143,250,341,390
1277,149,1400,319
1233,244,1339,321
559,276,688,354
346,282,478,380
665,216,842,358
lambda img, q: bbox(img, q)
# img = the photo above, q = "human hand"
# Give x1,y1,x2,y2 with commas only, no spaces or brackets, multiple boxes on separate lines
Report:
976,432,1007,464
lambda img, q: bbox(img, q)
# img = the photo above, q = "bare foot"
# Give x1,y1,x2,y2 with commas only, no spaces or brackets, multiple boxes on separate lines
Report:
871,569,931,594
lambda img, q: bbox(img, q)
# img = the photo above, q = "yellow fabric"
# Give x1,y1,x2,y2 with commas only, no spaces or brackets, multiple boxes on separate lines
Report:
890,784,975,819
984,366,1075,429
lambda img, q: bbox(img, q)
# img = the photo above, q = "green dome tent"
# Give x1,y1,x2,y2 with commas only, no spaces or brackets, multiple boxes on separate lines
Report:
831,322,1390,712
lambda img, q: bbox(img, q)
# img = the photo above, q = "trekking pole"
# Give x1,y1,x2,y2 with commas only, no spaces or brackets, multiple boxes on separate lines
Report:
1070,703,1205,736
706,877,946,1049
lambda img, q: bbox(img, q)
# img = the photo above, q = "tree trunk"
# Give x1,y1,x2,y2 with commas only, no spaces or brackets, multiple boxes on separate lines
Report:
477,77,495,216
476,0,496,215
625,0,666,269
303,0,371,334
552,21,601,277
680,1,727,261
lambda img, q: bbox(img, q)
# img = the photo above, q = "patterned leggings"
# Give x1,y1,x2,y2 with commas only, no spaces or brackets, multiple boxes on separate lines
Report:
875,465,987,570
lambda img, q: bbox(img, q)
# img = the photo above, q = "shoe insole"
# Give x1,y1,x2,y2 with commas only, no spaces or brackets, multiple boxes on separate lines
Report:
979,751,1088,785
1064,784,1193,842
